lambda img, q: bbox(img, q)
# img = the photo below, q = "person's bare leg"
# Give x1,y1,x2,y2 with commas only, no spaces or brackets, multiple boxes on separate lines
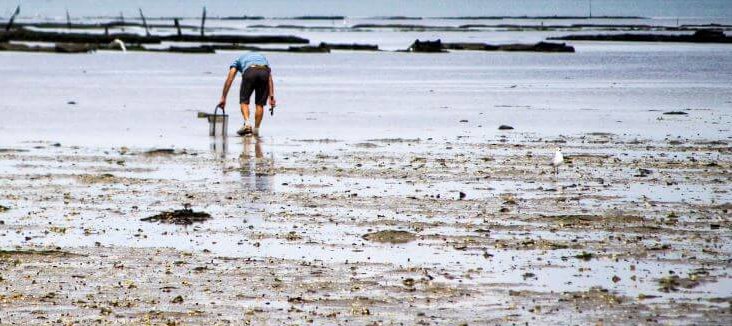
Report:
240,103,251,126
252,104,264,136
254,105,264,129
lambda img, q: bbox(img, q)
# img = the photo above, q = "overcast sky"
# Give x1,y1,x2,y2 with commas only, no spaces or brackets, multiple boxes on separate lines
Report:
2,0,731,18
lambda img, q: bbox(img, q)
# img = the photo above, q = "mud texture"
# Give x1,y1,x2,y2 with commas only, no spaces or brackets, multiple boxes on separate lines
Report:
0,133,730,324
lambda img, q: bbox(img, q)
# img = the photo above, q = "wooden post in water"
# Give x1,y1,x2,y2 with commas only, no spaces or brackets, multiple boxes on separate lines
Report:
200,6,207,37
589,0,593,18
139,8,151,37
4,5,20,31
119,12,125,32
174,18,182,36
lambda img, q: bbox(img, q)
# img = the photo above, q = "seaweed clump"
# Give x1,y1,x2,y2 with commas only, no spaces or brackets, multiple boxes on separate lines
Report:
141,208,211,225
362,230,416,244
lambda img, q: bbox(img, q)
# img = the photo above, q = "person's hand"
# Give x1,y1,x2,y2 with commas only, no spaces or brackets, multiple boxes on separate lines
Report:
269,96,276,108
217,98,226,109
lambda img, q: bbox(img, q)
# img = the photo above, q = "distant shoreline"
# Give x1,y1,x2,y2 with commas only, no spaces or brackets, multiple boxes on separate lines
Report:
3,15,649,21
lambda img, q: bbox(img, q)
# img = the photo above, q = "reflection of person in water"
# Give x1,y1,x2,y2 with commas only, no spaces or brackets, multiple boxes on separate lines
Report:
239,137,274,192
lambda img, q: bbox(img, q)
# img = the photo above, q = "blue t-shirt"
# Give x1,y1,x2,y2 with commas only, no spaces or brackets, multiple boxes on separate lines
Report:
230,52,269,72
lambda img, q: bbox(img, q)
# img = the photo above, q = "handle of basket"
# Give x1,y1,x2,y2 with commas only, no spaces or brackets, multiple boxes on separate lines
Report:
212,105,225,136
214,105,225,116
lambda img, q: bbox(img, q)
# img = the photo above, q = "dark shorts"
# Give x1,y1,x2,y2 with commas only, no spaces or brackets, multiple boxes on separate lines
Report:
240,66,270,106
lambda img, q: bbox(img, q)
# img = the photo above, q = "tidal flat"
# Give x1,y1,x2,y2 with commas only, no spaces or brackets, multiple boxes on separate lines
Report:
0,132,729,324
1,32,732,324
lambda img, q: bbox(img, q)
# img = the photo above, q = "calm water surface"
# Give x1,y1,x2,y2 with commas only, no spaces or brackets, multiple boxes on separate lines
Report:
1,45,731,149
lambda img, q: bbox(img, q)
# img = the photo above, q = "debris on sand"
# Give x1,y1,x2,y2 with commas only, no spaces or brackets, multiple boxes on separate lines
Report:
143,148,180,156
0,249,77,258
76,173,119,184
658,275,700,292
544,213,643,228
562,287,625,305
498,125,514,130
141,208,212,225
0,205,9,212
353,143,379,149
362,230,416,244
367,138,421,143
0,148,29,153
573,252,594,261
663,111,688,115
635,168,653,177
714,203,732,213
295,139,341,143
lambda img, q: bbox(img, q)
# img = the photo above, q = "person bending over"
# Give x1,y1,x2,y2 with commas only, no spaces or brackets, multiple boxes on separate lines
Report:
218,52,276,136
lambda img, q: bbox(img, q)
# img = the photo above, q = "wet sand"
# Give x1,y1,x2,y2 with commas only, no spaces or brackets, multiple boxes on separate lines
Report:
1,131,730,324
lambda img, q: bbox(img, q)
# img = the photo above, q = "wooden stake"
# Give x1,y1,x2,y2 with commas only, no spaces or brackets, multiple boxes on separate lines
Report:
200,6,207,37
139,8,150,37
174,18,182,36
5,5,20,31
119,12,125,32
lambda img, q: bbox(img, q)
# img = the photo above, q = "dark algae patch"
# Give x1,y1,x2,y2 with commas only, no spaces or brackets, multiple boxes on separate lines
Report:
0,148,29,153
362,230,416,244
141,208,212,225
573,251,595,261
143,148,179,156
663,111,689,115
658,275,700,292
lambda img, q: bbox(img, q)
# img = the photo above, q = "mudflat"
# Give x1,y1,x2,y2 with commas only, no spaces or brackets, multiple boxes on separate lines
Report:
0,131,729,324
1,27,731,323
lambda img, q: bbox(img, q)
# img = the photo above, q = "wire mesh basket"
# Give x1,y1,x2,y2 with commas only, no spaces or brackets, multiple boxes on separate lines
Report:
208,106,228,137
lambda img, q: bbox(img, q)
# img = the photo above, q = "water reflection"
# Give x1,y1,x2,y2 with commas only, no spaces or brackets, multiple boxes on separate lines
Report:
239,137,274,192
210,136,228,159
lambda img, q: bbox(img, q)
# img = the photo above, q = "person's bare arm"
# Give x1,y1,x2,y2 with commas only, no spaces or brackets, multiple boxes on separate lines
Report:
218,67,238,109
268,72,276,108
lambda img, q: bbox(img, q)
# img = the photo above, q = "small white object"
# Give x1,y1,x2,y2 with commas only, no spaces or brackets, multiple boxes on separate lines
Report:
552,147,564,175
111,38,127,52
